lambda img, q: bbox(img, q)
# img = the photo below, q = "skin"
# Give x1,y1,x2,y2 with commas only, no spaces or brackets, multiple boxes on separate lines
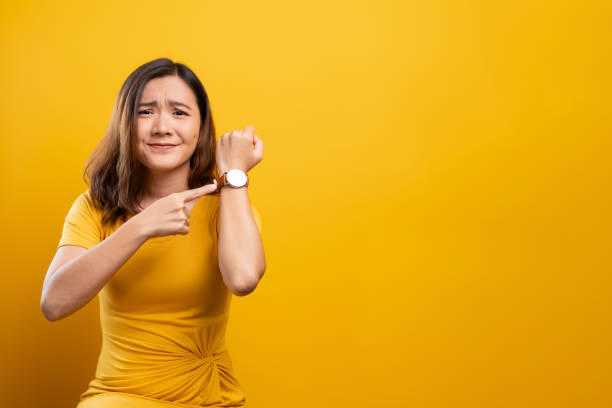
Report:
132,74,266,295
133,75,201,207
41,75,266,321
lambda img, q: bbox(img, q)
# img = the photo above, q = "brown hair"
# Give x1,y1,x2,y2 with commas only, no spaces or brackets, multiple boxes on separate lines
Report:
83,58,219,230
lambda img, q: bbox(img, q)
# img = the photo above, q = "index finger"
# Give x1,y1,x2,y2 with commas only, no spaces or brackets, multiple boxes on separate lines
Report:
181,183,218,202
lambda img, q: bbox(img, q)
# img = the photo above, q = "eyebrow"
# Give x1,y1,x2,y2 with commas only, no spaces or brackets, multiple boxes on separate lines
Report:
138,99,192,111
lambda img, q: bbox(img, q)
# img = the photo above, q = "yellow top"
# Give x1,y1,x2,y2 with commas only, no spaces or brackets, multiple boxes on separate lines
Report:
58,189,262,408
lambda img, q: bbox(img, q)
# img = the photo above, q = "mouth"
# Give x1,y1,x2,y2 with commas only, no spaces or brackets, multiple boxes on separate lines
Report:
148,144,178,150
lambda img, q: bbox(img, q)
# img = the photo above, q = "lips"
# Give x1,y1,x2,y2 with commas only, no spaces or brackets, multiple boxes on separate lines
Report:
148,144,177,150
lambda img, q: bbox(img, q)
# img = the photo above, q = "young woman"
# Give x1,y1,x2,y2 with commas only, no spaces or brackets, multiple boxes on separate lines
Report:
40,58,266,407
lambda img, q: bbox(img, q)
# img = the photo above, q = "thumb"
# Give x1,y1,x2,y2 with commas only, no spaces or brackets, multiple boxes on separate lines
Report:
183,183,218,202
244,124,255,138
253,133,264,155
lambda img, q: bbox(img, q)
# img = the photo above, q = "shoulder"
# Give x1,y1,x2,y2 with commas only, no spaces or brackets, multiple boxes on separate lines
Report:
72,189,102,214
81,189,99,206
58,189,105,248
65,189,105,228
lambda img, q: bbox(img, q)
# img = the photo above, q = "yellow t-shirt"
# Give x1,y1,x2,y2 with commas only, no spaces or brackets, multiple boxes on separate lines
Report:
58,189,262,408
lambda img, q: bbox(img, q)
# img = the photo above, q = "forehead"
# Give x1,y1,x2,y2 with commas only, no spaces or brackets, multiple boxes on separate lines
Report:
140,75,197,105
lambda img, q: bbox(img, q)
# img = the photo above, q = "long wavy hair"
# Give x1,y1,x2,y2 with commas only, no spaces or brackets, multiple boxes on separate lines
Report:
83,57,219,230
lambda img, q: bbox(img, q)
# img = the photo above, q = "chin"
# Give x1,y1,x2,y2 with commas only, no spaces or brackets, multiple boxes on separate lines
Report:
142,157,189,171
147,163,182,171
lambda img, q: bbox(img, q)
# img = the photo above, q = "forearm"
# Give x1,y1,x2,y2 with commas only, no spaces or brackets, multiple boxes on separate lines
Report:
42,217,149,320
217,186,266,295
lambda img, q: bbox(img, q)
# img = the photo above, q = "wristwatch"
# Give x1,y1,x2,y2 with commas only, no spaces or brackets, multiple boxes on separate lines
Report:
216,169,249,191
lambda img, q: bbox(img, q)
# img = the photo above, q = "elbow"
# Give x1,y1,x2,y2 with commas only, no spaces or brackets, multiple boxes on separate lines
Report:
40,289,68,322
230,268,265,297
231,285,254,297
40,298,60,322
231,278,257,297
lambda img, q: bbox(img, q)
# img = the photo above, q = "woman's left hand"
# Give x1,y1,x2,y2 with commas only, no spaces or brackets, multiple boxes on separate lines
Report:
216,125,263,174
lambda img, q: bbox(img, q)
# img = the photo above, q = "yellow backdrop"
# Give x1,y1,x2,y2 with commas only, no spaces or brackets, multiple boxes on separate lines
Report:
1,1,610,407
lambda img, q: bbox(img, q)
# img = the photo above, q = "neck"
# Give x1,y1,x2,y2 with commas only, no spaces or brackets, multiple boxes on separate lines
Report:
142,161,191,201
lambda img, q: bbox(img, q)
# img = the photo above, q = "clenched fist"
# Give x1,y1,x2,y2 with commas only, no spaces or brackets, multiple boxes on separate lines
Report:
216,125,263,174
134,183,218,239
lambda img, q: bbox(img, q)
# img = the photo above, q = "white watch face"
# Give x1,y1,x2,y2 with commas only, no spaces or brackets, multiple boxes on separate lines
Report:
227,169,247,187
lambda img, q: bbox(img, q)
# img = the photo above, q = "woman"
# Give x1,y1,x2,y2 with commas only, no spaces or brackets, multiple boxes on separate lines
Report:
40,58,266,407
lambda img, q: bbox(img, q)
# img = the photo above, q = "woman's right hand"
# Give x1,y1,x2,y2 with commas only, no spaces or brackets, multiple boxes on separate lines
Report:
134,183,218,239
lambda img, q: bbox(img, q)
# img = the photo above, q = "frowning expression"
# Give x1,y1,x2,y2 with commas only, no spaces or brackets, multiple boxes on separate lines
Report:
133,75,201,171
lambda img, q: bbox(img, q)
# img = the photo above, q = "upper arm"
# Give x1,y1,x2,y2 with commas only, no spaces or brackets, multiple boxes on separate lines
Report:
42,190,102,315
41,245,88,315
43,245,87,290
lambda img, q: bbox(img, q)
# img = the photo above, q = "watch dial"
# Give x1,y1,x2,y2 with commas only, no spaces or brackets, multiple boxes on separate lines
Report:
227,169,247,186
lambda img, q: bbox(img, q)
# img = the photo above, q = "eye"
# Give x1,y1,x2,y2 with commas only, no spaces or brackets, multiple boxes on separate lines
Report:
174,110,187,116
138,110,152,115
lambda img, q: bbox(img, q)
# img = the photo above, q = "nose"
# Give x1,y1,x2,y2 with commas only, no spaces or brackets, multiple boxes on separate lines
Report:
152,110,171,135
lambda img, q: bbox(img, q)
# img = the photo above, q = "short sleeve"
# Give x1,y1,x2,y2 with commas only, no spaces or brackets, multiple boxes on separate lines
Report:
57,190,104,249
214,202,263,237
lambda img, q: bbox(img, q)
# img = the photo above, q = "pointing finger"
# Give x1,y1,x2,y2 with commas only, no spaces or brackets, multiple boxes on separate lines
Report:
183,183,218,202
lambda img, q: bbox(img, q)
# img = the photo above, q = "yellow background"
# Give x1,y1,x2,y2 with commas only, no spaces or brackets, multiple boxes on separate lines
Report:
1,1,610,407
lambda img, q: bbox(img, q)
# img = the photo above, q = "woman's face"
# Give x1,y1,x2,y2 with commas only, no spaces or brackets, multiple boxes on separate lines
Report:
133,75,201,172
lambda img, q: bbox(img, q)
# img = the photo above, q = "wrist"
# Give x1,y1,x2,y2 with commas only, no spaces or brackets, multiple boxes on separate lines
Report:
219,185,247,195
126,213,152,242
216,168,249,191
218,167,247,175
